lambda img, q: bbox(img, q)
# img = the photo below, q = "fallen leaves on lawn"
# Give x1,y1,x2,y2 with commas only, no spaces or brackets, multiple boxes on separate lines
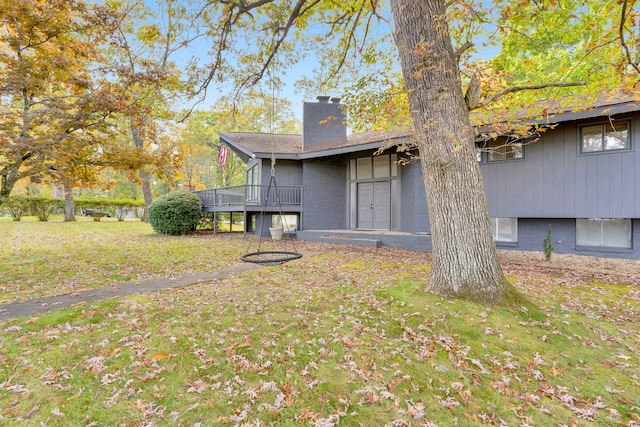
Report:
0,236,639,425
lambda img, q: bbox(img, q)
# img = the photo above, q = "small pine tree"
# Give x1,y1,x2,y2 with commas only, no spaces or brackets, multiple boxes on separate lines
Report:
543,224,553,261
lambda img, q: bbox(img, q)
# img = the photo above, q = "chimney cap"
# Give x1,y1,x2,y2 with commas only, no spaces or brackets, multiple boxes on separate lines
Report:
316,96,330,103
330,97,340,104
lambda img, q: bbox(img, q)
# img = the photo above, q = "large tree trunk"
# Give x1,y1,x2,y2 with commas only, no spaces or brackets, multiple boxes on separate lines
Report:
130,117,153,221
63,184,75,222
138,168,153,221
0,165,21,206
390,0,515,305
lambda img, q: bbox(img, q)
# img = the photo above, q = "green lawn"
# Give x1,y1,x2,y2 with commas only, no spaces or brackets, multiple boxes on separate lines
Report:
0,221,245,303
0,222,639,426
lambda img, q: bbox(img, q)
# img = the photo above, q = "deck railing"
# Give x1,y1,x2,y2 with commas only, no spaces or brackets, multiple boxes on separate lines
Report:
194,185,303,208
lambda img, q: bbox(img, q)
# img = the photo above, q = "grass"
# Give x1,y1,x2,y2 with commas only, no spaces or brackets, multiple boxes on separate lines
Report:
0,221,245,303
0,222,639,426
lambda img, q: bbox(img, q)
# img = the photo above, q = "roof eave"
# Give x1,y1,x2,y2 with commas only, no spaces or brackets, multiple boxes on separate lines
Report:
219,132,256,162
252,152,300,160
527,101,640,126
298,136,410,159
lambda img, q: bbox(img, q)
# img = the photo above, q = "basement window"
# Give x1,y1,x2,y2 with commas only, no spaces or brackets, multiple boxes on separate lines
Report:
490,217,518,242
576,218,631,248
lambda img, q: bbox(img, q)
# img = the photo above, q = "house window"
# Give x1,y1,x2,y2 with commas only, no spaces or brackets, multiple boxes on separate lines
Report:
246,164,259,202
354,155,396,179
576,218,632,248
373,155,390,178
490,217,518,242
356,157,372,179
487,138,523,161
581,122,629,153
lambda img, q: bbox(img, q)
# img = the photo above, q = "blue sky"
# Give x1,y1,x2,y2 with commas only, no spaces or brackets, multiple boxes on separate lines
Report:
142,0,397,121
143,0,500,122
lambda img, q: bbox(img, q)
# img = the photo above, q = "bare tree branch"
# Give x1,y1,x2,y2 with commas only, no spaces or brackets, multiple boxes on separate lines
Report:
454,40,474,61
318,2,367,88
619,0,640,75
195,0,277,99
235,0,321,94
476,81,586,109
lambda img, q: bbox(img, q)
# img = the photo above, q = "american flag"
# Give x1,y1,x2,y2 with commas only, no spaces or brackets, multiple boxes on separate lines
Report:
217,146,228,170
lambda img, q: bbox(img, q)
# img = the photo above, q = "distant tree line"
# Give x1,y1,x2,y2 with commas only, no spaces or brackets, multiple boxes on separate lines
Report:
2,196,145,222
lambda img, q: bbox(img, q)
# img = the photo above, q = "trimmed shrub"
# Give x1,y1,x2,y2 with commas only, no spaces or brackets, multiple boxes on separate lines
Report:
76,197,144,220
28,196,64,221
2,195,144,221
4,196,28,221
110,198,144,221
148,190,202,235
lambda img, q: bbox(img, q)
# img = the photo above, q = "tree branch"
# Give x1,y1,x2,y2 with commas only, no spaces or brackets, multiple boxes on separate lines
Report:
195,0,277,98
319,2,367,88
454,40,474,61
236,0,321,93
619,0,640,75
476,81,586,109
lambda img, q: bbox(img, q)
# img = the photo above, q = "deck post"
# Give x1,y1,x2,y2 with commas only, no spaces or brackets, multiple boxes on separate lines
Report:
243,209,247,237
213,211,217,235
299,186,304,232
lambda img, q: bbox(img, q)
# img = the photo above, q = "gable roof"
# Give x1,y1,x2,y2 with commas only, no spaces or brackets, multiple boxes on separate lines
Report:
220,129,412,161
220,94,640,162
219,132,302,160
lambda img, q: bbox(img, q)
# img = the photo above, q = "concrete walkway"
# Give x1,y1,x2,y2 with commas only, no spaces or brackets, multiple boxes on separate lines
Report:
0,262,263,320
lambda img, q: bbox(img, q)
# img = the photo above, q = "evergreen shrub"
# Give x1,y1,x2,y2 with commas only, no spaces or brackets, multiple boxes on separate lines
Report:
148,190,202,235
543,225,553,261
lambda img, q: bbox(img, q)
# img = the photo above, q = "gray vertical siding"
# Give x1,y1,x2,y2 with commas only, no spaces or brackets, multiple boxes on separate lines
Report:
301,158,347,230
399,161,430,233
562,129,576,216
261,159,302,186
482,117,640,219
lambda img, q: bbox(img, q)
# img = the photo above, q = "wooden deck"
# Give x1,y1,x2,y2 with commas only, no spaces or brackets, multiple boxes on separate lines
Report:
194,185,303,213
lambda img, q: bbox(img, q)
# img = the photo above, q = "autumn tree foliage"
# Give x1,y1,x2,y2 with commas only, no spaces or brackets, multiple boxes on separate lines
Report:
106,0,199,219
1,1,99,203
0,0,172,210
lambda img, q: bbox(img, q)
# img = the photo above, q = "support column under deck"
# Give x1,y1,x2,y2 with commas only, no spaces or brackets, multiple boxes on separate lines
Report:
243,209,247,237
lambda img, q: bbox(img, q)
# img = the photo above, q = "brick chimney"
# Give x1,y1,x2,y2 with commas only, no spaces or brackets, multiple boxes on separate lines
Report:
302,96,347,150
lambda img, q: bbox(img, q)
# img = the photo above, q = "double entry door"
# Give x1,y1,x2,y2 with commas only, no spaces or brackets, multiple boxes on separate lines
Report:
357,181,390,230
